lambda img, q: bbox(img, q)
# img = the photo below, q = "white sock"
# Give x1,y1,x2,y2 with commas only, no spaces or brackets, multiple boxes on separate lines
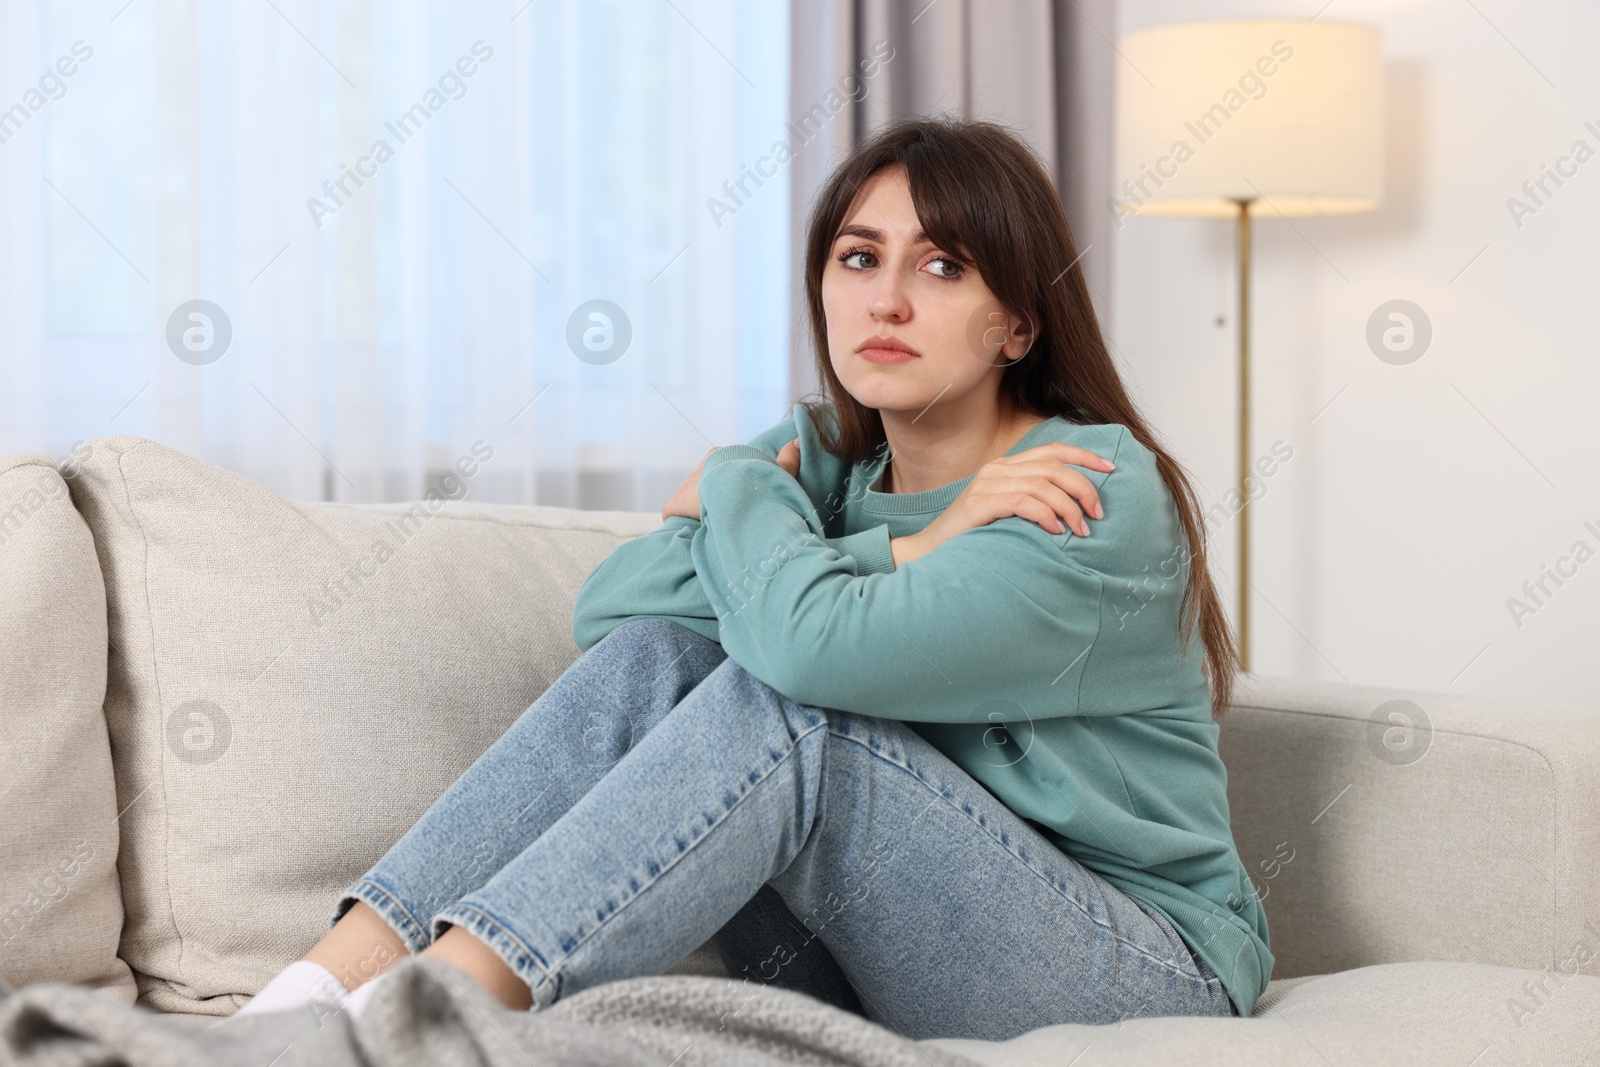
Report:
221,959,350,1023
344,968,395,1019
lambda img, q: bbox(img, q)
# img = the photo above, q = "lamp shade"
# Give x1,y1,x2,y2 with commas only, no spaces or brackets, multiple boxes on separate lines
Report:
1114,19,1383,218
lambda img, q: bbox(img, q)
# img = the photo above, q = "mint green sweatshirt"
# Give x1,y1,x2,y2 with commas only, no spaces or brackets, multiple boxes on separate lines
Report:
572,401,1273,1016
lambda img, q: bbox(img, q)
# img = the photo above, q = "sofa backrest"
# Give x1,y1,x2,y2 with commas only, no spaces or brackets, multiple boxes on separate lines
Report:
1221,674,1600,981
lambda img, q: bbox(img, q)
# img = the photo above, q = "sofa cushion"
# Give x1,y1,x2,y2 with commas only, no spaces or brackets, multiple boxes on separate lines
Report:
924,961,1600,1066
147,961,1600,1062
1219,675,1600,981
0,451,133,1001
65,435,662,1015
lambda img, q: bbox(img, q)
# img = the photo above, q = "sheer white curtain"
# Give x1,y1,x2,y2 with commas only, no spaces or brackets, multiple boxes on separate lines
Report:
0,0,791,510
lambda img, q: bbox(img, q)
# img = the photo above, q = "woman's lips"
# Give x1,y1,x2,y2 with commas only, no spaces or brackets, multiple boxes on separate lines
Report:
858,347,919,364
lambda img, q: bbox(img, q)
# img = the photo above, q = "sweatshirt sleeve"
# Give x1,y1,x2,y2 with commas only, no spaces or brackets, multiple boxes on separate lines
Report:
689,438,1127,724
571,516,896,651
570,406,892,651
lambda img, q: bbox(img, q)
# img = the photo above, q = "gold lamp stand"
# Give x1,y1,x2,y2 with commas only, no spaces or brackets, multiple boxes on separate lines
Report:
1234,199,1253,675
1114,20,1386,680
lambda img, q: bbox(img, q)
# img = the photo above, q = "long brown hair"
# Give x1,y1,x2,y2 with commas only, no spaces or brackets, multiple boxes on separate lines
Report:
798,116,1240,719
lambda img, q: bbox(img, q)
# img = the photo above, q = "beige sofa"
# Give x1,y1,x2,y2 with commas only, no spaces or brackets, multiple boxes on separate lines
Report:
2,435,1597,1065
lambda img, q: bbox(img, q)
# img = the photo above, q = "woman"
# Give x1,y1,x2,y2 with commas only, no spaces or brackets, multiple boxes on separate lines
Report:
231,117,1271,1042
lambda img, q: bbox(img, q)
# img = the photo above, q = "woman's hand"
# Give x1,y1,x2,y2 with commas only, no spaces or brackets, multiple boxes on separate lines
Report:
890,442,1114,565
774,439,800,478
662,447,714,521
661,440,803,521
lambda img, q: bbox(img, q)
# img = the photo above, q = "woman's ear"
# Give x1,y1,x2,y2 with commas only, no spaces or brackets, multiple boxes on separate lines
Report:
1002,308,1038,363
967,301,1038,366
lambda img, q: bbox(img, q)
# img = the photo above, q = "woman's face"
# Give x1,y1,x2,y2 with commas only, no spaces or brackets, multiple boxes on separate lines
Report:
820,165,1032,417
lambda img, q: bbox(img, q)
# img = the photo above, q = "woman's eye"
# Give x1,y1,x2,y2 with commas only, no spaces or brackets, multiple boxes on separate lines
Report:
836,247,962,277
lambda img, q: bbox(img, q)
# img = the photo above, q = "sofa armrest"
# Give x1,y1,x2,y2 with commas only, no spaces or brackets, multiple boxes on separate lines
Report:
0,452,134,1001
1219,674,1600,980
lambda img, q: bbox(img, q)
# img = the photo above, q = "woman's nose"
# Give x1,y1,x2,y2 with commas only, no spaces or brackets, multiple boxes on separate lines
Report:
866,266,911,321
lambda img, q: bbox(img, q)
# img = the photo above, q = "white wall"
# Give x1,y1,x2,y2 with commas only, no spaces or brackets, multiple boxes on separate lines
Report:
1111,1,1600,711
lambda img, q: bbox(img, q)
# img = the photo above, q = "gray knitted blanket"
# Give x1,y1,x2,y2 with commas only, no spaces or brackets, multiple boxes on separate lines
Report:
0,957,982,1067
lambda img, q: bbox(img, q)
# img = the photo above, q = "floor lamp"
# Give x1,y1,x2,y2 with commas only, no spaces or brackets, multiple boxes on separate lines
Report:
1112,19,1383,673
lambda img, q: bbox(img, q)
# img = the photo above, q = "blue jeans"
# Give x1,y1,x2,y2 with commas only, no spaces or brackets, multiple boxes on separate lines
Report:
331,618,1235,1041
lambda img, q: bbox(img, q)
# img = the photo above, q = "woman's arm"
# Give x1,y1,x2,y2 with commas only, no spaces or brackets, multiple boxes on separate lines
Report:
571,409,894,651
570,515,903,651
688,425,1145,725
571,515,721,651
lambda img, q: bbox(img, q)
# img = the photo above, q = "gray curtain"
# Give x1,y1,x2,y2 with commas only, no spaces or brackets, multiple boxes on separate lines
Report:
786,0,1116,400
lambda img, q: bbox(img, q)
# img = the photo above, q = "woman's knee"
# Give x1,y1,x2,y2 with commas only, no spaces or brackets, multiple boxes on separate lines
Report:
585,619,729,685
599,616,715,654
